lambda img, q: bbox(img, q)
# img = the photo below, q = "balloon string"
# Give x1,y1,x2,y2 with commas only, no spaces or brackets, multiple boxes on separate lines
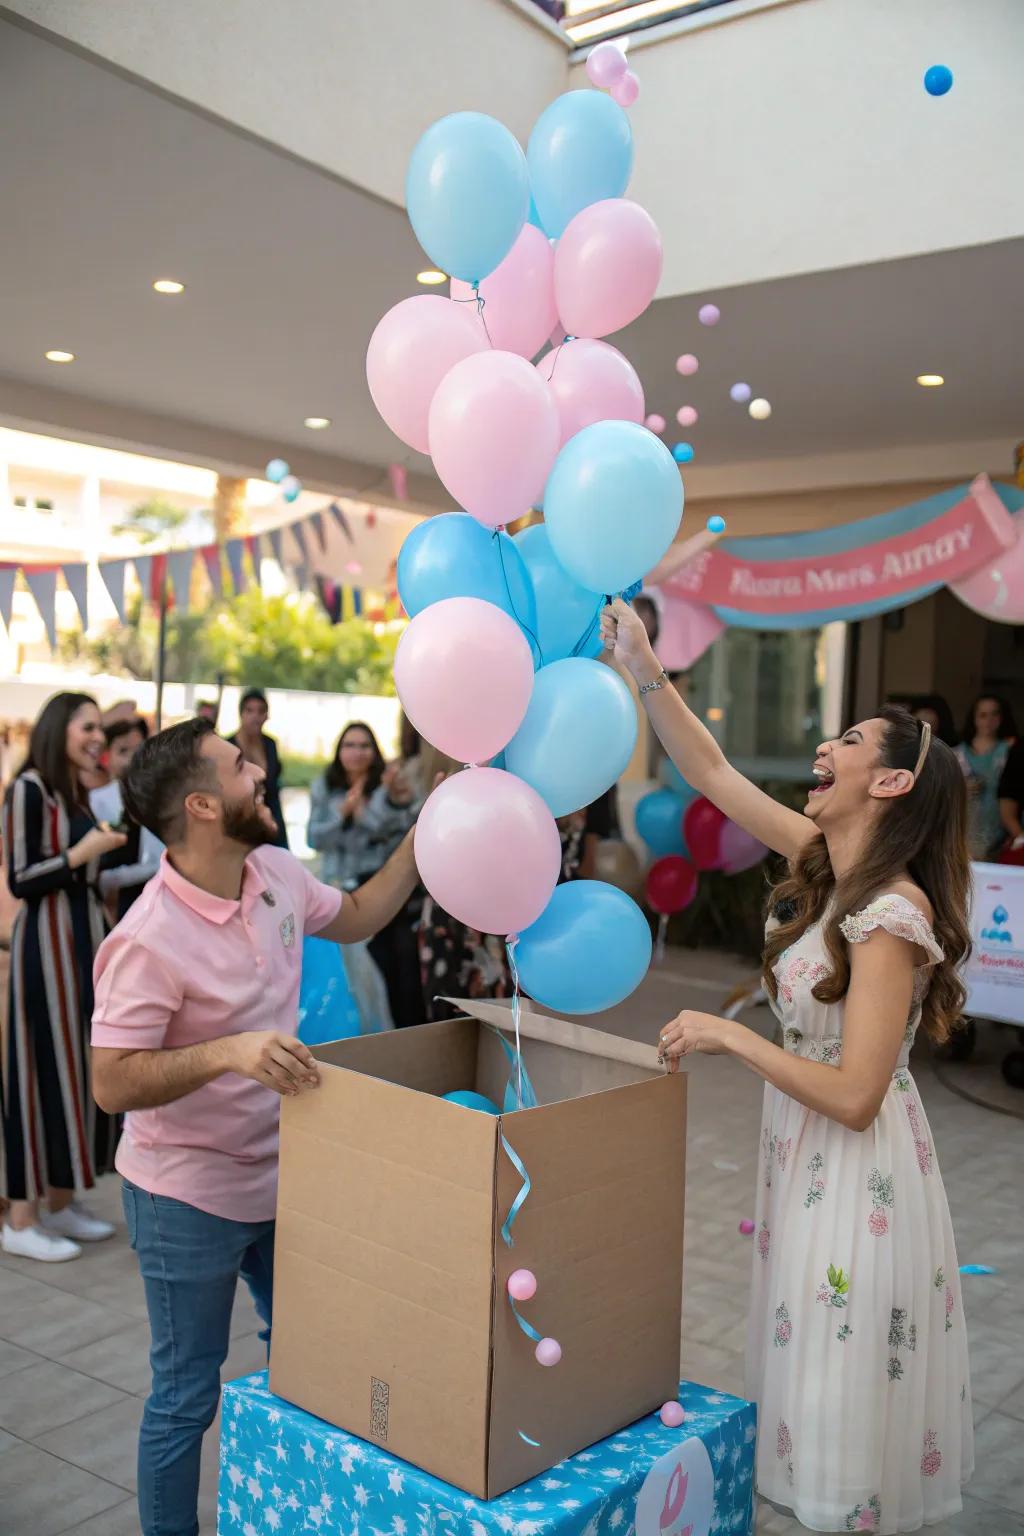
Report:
450,286,495,348
540,334,573,385
655,911,668,966
506,936,524,1109
571,598,605,658
494,531,544,668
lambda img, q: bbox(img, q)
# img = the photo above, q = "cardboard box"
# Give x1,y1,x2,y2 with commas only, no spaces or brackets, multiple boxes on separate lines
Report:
270,1000,686,1500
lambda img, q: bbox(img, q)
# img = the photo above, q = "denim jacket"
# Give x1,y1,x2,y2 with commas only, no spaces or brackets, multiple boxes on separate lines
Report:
306,774,420,891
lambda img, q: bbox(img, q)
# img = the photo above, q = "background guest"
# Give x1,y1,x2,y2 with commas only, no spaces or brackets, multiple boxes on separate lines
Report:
1,692,126,1262
956,693,1017,859
195,699,219,726
91,716,165,921
229,688,288,847
910,693,959,749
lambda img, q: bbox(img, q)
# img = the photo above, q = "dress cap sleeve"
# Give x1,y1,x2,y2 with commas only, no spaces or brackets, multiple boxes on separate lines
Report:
839,893,943,965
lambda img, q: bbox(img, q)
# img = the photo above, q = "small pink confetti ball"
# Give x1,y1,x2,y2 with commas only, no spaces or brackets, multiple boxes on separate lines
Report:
677,405,698,428
535,1337,562,1368
507,1268,537,1302
645,413,666,433
739,1219,756,1235
660,1401,686,1429
698,304,720,327
611,70,640,108
676,353,699,377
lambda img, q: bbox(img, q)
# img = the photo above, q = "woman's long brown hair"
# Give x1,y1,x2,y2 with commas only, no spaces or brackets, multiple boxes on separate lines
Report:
763,705,970,1043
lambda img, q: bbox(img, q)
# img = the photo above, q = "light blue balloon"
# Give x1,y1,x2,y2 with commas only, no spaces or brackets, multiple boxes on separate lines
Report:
513,524,603,663
397,514,538,658
506,658,636,818
297,938,361,1045
265,457,289,484
635,788,688,859
281,475,302,504
517,880,652,1015
444,1090,501,1116
527,91,633,239
544,421,683,596
528,193,547,233
658,758,700,808
406,112,529,285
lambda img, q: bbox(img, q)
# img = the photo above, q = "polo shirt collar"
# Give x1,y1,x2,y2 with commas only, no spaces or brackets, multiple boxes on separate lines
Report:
159,850,268,925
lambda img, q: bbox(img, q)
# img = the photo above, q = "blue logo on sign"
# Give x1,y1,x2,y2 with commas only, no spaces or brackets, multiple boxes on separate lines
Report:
982,904,1013,943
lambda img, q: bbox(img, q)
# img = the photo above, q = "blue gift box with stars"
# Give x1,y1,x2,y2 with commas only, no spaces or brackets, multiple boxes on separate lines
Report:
218,1373,755,1536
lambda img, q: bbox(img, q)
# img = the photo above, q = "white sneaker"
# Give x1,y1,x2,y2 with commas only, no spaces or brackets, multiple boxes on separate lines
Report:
39,1201,115,1243
1,1222,82,1263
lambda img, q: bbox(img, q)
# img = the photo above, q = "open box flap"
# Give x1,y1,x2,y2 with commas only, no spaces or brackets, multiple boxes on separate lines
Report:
441,996,662,1073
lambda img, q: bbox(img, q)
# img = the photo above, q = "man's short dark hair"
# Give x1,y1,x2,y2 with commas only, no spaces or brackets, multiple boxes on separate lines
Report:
104,716,149,749
240,688,268,710
123,718,216,842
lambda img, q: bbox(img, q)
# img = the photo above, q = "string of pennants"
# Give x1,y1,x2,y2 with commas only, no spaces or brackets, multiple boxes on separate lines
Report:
0,502,402,647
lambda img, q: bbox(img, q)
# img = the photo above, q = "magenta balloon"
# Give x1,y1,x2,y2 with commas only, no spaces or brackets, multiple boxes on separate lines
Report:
555,199,663,340
718,818,769,875
428,350,561,529
366,296,487,453
950,521,1024,623
610,70,640,108
450,224,557,360
535,338,645,445
394,596,534,764
586,41,628,89
415,769,561,936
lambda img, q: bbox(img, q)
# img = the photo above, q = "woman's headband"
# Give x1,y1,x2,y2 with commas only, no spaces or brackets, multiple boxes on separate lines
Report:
913,719,932,780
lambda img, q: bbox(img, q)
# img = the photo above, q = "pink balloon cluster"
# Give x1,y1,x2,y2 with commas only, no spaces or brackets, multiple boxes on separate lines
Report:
585,42,640,108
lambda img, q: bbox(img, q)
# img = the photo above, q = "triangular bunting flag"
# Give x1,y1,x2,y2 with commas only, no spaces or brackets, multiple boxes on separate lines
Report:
201,545,223,598
309,510,327,551
98,558,128,622
225,539,246,595
246,534,262,587
133,554,153,604
329,502,354,544
0,567,16,634
267,528,284,568
289,520,310,566
61,563,89,632
166,550,194,614
24,568,58,648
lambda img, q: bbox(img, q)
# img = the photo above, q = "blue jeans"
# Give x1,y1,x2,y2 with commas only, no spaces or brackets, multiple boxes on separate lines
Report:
123,1180,275,1536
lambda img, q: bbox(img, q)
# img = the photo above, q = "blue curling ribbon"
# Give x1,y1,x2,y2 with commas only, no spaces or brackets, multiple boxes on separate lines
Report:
959,1263,995,1276
509,1298,543,1344
499,1130,532,1249
622,579,643,602
518,1430,541,1447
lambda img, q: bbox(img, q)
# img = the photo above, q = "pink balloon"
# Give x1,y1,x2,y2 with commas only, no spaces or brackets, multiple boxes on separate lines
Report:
508,1269,537,1301
676,354,699,376
555,200,663,340
586,42,628,89
645,413,666,433
450,225,557,360
738,1219,756,1236
394,597,534,764
951,520,1024,622
428,351,561,529
698,303,720,326
718,818,769,874
366,296,487,453
660,1401,686,1429
676,405,698,427
611,70,640,108
535,338,645,445
535,1337,562,1367
415,769,561,936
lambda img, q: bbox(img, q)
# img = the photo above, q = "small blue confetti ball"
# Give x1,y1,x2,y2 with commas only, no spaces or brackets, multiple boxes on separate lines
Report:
924,64,953,97
265,457,290,483
707,515,726,535
672,442,694,464
730,382,752,404
281,475,302,503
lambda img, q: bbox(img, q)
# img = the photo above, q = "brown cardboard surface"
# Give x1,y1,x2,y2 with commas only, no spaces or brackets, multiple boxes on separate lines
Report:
271,1006,686,1500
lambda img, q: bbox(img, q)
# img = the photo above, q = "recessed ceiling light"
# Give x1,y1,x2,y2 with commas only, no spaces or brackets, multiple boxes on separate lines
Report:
304,417,331,430
416,269,447,286
45,349,75,363
916,374,944,387
153,278,185,295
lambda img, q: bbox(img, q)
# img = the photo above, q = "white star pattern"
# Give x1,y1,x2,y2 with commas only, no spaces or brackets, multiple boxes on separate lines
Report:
355,1485,370,1508
227,1498,241,1522
340,1453,356,1476
228,1465,244,1489
271,1484,282,1500
392,1519,407,1536
273,1441,288,1463
302,1440,316,1462
388,1470,405,1495
268,1409,282,1424
609,1508,624,1528
540,1480,566,1491
265,1512,282,1531
246,1477,263,1500
558,1500,581,1512
307,1510,323,1529
322,1494,334,1511
244,1524,258,1536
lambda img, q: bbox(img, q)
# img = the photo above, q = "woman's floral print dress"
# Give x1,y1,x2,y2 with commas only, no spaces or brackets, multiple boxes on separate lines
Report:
747,894,973,1532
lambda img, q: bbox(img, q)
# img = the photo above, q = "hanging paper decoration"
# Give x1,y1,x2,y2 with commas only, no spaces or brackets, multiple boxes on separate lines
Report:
133,554,154,604
245,534,263,587
289,519,310,566
266,528,285,569
329,502,355,543
309,510,327,552
98,557,129,623
200,545,224,598
61,563,90,632
225,538,247,595
24,568,58,648
0,567,17,634
166,550,195,613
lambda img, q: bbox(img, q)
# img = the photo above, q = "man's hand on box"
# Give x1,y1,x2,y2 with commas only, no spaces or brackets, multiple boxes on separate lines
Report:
225,1031,320,1097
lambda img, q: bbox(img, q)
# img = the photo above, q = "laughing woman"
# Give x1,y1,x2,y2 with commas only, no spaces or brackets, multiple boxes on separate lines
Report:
602,601,973,1535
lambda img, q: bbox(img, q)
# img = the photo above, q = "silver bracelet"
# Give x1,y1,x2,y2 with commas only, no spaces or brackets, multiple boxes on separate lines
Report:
638,669,669,696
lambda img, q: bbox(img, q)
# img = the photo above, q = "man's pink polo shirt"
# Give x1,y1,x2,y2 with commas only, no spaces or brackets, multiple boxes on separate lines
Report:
91,847,341,1223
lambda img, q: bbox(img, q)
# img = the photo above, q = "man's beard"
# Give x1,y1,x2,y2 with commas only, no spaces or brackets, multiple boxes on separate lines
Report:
222,799,278,849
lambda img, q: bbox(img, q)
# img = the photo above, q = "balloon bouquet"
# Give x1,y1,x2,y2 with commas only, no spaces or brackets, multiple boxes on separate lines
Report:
367,77,684,1024
637,760,769,960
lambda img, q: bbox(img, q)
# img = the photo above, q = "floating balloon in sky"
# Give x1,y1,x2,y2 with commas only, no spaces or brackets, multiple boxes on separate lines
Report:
698,303,720,326
611,70,640,108
730,382,752,403
281,475,302,503
645,413,666,433
672,442,694,464
586,41,628,90
924,64,953,97
265,458,289,483
677,405,698,427
749,397,772,421
676,353,698,376
707,515,726,534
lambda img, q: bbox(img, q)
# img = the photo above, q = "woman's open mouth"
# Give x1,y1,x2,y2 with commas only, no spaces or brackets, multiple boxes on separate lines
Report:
809,764,835,795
